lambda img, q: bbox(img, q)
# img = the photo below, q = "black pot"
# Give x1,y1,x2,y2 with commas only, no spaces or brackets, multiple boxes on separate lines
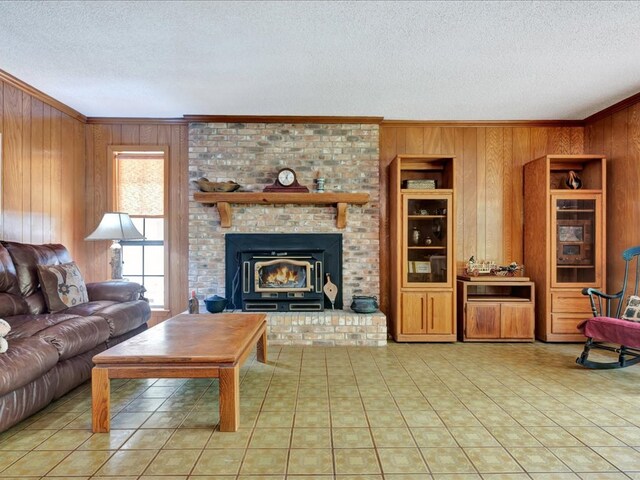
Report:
351,295,379,313
204,295,228,313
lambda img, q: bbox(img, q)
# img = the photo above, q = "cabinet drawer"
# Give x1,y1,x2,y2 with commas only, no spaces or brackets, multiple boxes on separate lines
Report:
551,314,589,334
551,292,593,314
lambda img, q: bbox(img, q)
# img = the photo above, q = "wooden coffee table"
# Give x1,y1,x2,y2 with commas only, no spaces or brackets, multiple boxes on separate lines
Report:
91,313,267,433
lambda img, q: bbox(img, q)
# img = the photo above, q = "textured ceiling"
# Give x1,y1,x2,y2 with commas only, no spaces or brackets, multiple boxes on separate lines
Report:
1,1,639,120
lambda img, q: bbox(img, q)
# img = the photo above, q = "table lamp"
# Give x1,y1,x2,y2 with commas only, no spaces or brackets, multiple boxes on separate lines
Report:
85,212,145,279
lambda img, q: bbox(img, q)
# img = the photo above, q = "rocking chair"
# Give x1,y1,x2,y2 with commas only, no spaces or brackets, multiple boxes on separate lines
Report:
577,246,640,369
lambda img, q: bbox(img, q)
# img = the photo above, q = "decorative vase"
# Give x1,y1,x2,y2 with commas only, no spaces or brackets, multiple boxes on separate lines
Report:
565,170,582,189
412,227,420,245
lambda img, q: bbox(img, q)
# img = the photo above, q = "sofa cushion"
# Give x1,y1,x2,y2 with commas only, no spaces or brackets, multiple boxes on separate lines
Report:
39,315,110,360
87,281,145,302
0,368,58,433
0,336,59,397
106,323,147,348
37,261,89,313
62,300,117,316
52,344,105,399
23,291,47,315
0,292,29,318
2,242,71,297
0,244,21,296
91,300,151,337
5,313,88,340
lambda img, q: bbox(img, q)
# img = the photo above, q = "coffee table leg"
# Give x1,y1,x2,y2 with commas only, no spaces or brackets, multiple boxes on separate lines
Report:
256,328,267,363
92,367,110,433
219,365,239,432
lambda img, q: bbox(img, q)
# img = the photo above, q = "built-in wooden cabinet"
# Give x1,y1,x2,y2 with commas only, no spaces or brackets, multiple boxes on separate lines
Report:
524,154,606,342
457,279,535,342
390,155,456,342
401,291,454,335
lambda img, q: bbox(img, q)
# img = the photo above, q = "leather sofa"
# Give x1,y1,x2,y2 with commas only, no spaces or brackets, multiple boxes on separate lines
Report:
0,241,151,432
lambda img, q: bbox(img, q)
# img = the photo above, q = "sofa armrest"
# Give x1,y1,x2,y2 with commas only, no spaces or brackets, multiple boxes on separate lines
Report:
86,281,147,303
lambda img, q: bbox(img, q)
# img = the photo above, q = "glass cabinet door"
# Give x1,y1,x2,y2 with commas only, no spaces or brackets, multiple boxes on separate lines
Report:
552,195,601,287
403,195,452,287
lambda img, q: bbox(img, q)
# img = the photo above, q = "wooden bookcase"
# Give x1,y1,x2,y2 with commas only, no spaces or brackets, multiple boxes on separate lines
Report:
456,278,535,342
390,155,456,342
524,154,606,342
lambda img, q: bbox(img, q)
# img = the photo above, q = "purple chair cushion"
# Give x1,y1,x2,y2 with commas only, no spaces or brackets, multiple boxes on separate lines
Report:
578,316,640,349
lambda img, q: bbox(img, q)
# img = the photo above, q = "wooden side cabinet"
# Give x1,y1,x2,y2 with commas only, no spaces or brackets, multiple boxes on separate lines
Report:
457,278,535,342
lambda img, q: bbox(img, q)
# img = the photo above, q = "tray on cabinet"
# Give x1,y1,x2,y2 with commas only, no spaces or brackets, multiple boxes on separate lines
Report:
457,275,530,282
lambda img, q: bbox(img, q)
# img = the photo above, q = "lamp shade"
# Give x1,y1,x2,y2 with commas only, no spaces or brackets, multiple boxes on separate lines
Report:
85,212,145,241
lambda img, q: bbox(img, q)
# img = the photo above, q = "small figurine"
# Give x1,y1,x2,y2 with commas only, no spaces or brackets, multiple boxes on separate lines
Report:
565,171,582,190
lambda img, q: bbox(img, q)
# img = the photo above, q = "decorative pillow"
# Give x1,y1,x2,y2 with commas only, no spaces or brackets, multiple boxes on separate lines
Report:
37,262,89,313
622,295,640,322
0,337,7,353
0,319,9,337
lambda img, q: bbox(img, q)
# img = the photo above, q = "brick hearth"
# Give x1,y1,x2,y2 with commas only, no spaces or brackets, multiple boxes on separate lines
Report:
266,310,387,347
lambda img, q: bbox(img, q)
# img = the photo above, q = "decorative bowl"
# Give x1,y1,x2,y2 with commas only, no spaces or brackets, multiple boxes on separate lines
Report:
204,295,228,313
195,178,241,192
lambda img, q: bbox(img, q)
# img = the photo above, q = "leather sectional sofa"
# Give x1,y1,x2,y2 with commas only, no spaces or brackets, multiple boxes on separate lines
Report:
0,241,151,432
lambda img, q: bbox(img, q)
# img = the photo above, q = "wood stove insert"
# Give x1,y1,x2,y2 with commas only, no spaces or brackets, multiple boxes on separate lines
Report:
225,234,342,312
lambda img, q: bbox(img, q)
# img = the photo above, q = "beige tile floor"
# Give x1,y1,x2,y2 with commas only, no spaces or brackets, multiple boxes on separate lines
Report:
1,341,640,479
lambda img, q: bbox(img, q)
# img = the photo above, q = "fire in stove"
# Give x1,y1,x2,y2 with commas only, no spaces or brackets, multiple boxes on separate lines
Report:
261,264,306,288
253,258,313,293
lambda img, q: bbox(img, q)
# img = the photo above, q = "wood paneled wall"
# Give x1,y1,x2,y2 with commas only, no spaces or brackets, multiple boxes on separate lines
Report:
85,121,189,318
379,123,584,314
0,80,86,264
585,102,640,295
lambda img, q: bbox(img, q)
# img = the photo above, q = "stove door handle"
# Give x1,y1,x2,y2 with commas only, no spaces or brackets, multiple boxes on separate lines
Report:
243,261,250,293
315,261,323,293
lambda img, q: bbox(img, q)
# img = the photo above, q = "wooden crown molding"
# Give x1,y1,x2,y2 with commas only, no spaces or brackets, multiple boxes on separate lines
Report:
183,114,384,124
0,69,86,122
583,91,640,124
86,117,187,125
381,119,585,127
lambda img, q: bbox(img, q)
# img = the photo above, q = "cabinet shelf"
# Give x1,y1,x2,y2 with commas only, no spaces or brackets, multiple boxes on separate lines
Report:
408,246,446,250
556,209,595,213
402,188,453,194
408,215,447,219
550,189,602,194
467,296,530,303
556,265,595,269
193,191,370,229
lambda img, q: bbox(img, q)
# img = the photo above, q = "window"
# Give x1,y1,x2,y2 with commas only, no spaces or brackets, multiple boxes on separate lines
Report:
113,150,166,308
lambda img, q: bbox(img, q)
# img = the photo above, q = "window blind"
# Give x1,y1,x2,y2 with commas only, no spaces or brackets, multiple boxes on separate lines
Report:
115,154,164,216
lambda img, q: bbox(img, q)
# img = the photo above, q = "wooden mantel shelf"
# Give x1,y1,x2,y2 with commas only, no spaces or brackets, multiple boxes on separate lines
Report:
194,191,370,229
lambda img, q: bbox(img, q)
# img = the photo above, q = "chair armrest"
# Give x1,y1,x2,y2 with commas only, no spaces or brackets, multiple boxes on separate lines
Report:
581,287,622,300
582,287,624,317
86,281,147,303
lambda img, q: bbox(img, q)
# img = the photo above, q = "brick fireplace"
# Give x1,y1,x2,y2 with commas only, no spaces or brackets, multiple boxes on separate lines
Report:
188,122,385,345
